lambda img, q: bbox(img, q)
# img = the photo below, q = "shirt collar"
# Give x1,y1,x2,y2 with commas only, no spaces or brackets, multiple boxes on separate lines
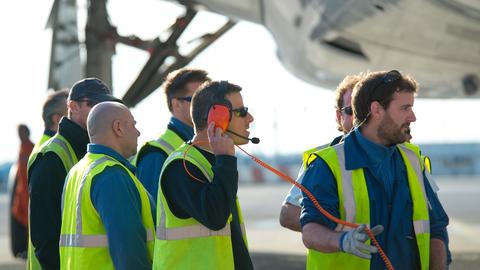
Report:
87,144,136,173
58,117,89,159
168,116,194,141
345,128,397,170
44,129,56,138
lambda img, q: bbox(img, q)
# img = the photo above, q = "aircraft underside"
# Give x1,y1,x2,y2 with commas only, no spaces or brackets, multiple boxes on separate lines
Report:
48,0,480,103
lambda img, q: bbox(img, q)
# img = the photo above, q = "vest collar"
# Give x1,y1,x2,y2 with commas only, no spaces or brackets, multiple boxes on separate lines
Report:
87,144,136,173
44,128,56,138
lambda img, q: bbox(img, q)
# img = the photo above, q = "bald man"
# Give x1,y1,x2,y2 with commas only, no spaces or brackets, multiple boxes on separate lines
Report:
59,102,155,270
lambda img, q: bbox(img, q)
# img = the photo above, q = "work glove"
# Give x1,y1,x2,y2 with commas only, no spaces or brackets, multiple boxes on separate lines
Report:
339,224,384,259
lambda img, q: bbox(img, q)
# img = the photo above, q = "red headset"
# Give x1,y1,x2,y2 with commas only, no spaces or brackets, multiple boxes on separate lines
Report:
207,102,231,132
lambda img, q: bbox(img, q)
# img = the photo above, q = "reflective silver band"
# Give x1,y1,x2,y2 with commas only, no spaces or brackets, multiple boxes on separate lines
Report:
52,137,74,168
398,145,428,202
156,223,231,240
60,234,108,247
60,229,154,247
334,145,355,231
155,138,174,154
413,220,430,234
75,157,115,235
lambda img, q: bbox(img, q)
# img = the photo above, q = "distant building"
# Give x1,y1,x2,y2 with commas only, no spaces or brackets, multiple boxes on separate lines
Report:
420,143,480,176
237,143,480,183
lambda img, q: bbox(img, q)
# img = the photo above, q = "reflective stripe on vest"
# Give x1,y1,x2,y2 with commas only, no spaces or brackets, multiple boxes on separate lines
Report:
153,137,175,153
333,145,355,231
156,222,246,240
59,230,155,247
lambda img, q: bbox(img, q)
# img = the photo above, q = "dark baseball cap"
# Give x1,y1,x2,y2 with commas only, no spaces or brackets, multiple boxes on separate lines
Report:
68,78,123,104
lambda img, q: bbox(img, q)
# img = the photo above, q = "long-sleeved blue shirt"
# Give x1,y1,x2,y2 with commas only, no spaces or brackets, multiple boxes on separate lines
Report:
300,129,450,270
136,117,194,202
89,144,156,270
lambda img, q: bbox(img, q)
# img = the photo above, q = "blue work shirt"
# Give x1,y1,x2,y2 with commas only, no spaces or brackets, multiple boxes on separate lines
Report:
89,144,156,270
136,117,194,202
300,129,450,270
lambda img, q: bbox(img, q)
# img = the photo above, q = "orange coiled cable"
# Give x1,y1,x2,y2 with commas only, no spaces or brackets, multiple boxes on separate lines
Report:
183,141,394,270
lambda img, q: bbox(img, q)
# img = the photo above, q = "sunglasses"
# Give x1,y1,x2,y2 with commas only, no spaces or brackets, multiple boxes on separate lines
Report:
175,96,192,102
369,70,402,96
340,106,353,116
231,106,249,117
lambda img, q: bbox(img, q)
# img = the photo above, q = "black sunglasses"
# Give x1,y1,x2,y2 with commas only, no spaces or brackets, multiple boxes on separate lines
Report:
175,96,192,102
231,106,249,117
340,106,353,116
369,70,402,96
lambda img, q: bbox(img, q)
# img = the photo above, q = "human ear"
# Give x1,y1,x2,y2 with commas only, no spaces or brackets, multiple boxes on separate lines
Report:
112,119,123,137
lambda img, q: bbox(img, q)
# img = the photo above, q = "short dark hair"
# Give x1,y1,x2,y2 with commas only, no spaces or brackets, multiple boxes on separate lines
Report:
164,68,211,112
335,73,363,110
334,73,364,131
43,89,69,129
191,81,242,130
352,70,418,125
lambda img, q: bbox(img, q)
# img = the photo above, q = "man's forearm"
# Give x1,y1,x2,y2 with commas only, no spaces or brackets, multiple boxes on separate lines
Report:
302,222,342,252
430,238,447,270
279,203,301,232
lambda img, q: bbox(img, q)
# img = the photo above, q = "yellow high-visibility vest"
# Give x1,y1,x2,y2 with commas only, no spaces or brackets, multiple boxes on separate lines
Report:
30,133,52,157
306,142,430,270
153,143,248,270
26,134,78,270
59,153,155,269
133,129,184,165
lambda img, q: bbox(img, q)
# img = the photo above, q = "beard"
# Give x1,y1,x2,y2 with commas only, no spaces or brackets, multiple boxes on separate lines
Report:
377,113,411,145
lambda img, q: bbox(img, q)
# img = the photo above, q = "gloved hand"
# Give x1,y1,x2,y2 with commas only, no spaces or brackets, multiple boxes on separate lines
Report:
339,224,384,259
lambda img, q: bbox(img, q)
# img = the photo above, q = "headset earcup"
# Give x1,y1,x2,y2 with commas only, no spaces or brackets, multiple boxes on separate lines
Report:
207,104,231,132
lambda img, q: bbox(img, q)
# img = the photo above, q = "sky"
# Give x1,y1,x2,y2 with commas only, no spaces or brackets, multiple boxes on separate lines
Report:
1,0,479,163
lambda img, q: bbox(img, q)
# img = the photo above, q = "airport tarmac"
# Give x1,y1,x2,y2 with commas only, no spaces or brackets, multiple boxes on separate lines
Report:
0,176,479,269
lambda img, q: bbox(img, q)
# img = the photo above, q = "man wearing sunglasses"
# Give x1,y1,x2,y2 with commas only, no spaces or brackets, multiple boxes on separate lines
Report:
301,71,450,270
27,78,122,269
135,68,210,203
153,81,254,269
280,73,363,232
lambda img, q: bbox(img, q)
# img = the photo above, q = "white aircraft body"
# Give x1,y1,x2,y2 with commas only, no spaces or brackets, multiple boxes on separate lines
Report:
47,0,480,105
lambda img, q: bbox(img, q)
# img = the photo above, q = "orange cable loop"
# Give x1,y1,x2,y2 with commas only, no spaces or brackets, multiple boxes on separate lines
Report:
183,140,394,270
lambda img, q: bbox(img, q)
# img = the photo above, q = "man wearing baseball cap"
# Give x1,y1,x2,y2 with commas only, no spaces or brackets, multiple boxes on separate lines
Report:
27,78,122,270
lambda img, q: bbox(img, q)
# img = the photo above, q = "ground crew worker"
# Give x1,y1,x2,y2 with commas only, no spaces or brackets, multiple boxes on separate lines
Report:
31,89,69,153
279,73,362,232
135,68,210,203
60,102,155,270
301,70,450,270
10,124,34,257
27,78,121,270
153,81,254,270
